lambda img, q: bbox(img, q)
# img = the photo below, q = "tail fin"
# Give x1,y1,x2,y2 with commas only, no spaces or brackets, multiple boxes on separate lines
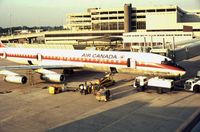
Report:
0,41,6,48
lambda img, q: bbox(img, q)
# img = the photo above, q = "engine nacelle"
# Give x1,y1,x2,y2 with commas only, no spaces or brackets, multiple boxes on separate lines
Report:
40,74,65,83
4,75,27,84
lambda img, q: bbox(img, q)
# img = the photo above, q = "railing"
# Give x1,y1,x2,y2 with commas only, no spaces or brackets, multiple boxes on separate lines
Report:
0,33,44,40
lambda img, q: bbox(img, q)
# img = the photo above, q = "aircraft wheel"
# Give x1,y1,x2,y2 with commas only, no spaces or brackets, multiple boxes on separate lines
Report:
157,88,163,94
193,85,200,93
136,87,141,92
137,87,144,92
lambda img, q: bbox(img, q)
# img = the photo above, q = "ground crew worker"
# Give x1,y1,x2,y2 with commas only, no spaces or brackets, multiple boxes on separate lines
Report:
92,84,99,95
87,82,92,94
105,89,110,100
83,81,88,95
79,84,84,95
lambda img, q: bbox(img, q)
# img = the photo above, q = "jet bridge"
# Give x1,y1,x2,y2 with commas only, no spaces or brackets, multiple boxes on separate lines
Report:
150,39,200,62
172,39,200,62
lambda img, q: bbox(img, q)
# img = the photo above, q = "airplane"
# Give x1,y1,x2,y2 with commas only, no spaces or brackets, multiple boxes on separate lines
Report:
0,42,186,84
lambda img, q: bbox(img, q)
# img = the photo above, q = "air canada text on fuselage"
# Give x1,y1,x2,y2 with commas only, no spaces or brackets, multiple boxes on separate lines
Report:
81,53,117,59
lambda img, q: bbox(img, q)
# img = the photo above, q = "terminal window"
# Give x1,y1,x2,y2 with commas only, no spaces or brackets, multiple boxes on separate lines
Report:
137,21,146,29
137,10,145,13
137,16,146,18
167,8,176,12
156,9,166,12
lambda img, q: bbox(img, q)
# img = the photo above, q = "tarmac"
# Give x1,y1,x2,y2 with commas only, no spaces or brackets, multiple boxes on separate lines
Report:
0,56,200,132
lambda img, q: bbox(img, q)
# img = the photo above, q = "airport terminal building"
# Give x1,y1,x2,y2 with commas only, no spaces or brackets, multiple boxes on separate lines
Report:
1,4,200,49
44,4,200,47
63,4,200,33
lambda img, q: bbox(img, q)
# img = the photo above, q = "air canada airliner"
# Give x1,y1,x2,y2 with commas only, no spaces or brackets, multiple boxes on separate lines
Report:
0,42,185,84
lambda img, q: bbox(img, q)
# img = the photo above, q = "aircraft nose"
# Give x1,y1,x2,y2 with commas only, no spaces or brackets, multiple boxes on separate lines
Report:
178,66,186,76
179,70,186,76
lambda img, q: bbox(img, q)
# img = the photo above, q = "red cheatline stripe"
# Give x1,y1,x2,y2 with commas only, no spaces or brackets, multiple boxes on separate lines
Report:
137,63,184,71
4,53,185,72
5,53,127,65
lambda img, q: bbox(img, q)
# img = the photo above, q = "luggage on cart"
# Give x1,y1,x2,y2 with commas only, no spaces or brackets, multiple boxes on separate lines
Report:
95,89,110,102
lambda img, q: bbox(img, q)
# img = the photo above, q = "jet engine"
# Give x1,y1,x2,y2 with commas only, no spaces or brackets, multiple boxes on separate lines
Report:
4,75,27,84
40,74,65,83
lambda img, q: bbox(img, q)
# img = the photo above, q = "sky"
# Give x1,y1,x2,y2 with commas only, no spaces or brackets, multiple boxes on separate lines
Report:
0,0,200,28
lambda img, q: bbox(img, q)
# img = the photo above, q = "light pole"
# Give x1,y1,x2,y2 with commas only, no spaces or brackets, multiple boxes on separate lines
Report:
9,13,12,35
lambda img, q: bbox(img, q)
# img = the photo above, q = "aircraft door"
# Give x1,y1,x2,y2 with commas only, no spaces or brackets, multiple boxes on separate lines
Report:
127,58,136,69
0,52,6,59
37,53,42,61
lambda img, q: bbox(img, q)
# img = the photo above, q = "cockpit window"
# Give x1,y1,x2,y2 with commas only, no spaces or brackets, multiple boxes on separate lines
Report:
162,58,171,64
161,58,177,66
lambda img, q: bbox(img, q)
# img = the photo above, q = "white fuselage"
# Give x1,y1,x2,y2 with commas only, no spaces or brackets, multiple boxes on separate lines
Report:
0,47,186,77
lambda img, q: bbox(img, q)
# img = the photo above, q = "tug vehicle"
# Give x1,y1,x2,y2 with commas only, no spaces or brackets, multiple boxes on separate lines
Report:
184,71,200,93
133,76,174,94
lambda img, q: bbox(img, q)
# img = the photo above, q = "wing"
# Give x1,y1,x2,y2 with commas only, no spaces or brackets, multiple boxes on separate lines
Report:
0,65,82,84
0,65,82,70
